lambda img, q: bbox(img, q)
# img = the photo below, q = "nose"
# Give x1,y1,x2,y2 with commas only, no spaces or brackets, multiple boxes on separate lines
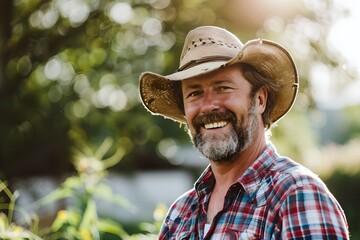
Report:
200,90,220,114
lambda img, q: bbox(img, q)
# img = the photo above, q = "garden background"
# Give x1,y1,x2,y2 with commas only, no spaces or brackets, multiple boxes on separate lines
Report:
1,0,360,239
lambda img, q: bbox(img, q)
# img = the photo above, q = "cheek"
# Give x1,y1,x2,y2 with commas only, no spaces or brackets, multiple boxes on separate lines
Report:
184,102,197,121
224,95,251,113
184,104,198,133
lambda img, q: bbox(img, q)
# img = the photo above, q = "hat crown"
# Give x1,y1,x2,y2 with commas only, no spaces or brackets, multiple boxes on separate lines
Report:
179,26,244,70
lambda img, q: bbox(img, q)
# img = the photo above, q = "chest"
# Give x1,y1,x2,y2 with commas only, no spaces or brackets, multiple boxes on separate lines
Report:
168,190,279,240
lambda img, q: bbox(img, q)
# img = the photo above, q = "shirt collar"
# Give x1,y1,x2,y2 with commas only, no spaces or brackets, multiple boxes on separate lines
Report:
238,143,278,202
194,143,278,202
195,164,215,198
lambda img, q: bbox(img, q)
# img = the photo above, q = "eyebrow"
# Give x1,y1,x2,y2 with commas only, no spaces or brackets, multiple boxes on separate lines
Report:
185,79,230,88
213,80,230,85
184,83,202,90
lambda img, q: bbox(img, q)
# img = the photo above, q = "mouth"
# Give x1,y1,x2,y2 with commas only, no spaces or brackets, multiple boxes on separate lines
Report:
193,111,235,132
204,121,228,130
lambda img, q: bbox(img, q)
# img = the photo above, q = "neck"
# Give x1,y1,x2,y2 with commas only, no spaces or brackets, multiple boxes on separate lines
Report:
210,131,267,187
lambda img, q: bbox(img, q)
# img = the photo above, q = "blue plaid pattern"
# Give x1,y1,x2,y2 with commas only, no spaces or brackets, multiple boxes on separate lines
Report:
159,144,349,239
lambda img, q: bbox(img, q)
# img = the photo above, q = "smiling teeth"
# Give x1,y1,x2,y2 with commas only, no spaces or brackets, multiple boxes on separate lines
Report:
204,121,228,129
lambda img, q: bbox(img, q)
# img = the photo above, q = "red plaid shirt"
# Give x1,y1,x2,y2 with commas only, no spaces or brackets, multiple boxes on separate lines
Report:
159,144,349,239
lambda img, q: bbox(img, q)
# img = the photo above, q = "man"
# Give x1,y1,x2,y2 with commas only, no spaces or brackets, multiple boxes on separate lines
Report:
139,26,349,239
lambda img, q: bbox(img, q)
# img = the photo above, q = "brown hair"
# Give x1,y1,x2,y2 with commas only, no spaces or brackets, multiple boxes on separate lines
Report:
239,63,281,129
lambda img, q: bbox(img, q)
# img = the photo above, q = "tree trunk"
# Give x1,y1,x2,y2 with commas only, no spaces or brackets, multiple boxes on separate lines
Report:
0,0,13,95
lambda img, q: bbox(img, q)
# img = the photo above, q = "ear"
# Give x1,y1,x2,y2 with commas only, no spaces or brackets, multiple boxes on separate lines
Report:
256,87,268,114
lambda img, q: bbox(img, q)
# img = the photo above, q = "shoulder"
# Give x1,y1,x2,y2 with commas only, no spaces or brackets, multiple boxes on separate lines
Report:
263,157,334,208
266,157,347,222
269,158,349,238
273,157,325,189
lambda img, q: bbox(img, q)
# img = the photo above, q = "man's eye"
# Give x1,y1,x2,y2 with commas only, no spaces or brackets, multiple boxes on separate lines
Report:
187,91,201,98
217,86,230,91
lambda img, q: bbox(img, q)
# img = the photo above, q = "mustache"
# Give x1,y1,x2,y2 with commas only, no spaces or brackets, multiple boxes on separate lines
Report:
192,110,236,130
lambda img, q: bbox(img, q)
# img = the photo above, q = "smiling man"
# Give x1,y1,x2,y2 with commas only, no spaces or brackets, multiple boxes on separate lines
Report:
139,26,349,239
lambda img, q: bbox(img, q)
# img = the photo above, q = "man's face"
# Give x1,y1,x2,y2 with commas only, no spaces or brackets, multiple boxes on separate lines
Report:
182,64,260,163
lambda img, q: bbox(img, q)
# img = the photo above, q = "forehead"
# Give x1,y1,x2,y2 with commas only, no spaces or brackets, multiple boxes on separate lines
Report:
182,64,248,88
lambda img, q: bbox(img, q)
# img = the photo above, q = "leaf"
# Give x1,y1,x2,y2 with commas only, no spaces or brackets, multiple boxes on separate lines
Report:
74,145,94,158
93,183,113,199
34,176,83,207
111,195,138,214
0,213,9,231
79,199,100,240
95,137,113,160
94,183,137,213
34,188,74,207
79,199,98,230
51,211,69,232
102,147,126,169
139,222,157,233
98,219,129,238
62,176,83,189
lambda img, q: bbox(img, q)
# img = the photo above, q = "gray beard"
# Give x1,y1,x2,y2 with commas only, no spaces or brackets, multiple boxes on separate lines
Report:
190,100,257,163
194,126,240,163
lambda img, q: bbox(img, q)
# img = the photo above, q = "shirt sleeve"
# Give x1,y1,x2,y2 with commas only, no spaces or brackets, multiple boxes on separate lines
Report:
158,221,170,240
278,184,349,239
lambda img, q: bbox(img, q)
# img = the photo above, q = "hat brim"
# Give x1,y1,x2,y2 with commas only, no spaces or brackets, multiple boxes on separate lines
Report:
140,39,299,124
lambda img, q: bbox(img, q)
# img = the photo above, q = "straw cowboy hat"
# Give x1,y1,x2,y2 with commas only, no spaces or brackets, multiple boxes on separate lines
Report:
139,26,299,124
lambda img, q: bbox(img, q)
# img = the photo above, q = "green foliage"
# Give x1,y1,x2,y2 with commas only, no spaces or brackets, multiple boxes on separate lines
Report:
0,138,165,239
0,0,187,179
325,171,360,239
35,138,134,239
343,105,360,141
0,181,42,239
0,181,163,239
1,0,359,238
1,0,356,180
271,109,318,163
2,0,357,175
0,212,42,240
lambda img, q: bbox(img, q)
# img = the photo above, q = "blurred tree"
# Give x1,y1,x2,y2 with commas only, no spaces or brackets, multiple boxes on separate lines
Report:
0,0,185,182
1,0,359,237
0,0,357,182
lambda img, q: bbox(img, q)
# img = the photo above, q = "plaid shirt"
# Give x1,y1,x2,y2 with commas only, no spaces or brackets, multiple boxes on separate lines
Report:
159,144,349,239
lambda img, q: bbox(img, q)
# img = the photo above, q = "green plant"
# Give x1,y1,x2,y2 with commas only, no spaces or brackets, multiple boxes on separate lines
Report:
34,137,137,239
0,180,42,240
0,138,166,239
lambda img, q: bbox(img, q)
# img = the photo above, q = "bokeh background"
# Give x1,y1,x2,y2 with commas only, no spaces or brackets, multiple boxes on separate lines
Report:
1,0,359,239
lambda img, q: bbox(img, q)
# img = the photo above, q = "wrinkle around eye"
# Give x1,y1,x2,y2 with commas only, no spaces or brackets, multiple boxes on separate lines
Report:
215,87,235,95
185,90,202,99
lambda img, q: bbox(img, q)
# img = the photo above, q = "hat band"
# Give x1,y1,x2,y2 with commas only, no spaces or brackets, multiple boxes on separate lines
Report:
177,55,232,71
